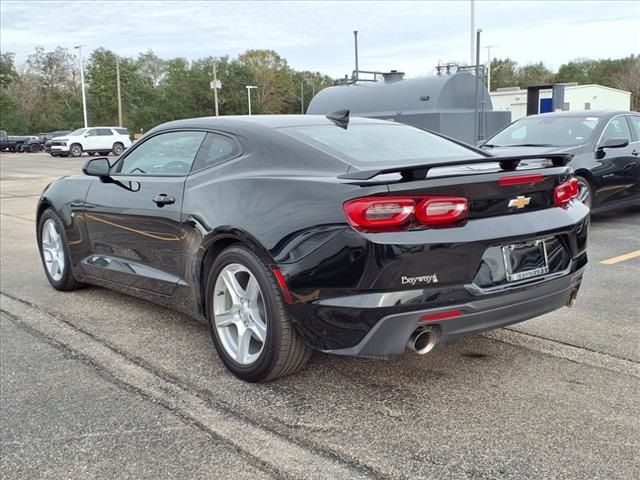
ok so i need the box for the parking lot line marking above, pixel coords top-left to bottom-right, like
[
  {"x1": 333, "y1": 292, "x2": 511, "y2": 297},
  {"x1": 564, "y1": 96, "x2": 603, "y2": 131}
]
[{"x1": 600, "y1": 250, "x2": 640, "y2": 265}]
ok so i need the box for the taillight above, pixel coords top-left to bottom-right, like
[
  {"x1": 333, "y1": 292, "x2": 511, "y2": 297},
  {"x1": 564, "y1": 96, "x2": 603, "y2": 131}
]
[
  {"x1": 415, "y1": 197, "x2": 468, "y2": 226},
  {"x1": 343, "y1": 197, "x2": 415, "y2": 230},
  {"x1": 343, "y1": 196, "x2": 468, "y2": 231},
  {"x1": 554, "y1": 178, "x2": 579, "y2": 206}
]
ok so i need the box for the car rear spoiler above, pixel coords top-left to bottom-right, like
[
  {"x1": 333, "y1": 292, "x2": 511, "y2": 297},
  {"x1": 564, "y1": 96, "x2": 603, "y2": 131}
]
[{"x1": 337, "y1": 153, "x2": 574, "y2": 182}]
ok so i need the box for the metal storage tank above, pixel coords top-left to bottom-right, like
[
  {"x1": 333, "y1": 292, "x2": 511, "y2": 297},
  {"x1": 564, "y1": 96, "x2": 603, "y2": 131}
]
[{"x1": 307, "y1": 72, "x2": 510, "y2": 144}]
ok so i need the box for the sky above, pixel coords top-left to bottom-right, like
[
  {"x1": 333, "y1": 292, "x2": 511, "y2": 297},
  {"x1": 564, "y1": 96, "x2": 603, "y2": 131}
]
[{"x1": 1, "y1": 0, "x2": 639, "y2": 78}]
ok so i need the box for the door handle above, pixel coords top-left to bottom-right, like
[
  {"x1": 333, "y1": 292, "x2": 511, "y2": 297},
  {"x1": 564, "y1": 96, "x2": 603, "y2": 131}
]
[
  {"x1": 152, "y1": 194, "x2": 175, "y2": 207},
  {"x1": 632, "y1": 149, "x2": 639, "y2": 156}
]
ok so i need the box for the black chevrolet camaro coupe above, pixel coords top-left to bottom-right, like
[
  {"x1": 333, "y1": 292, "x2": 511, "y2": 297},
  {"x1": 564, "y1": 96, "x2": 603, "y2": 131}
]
[
  {"x1": 481, "y1": 110, "x2": 640, "y2": 211},
  {"x1": 37, "y1": 114, "x2": 589, "y2": 381}
]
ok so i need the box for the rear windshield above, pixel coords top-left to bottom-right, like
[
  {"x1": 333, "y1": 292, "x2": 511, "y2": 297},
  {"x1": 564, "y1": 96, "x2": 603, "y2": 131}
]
[
  {"x1": 282, "y1": 123, "x2": 481, "y2": 166},
  {"x1": 115, "y1": 128, "x2": 130, "y2": 135}
]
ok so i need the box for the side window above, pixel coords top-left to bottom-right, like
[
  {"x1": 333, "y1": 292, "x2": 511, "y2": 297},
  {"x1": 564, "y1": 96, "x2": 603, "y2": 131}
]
[
  {"x1": 118, "y1": 131, "x2": 206, "y2": 176},
  {"x1": 600, "y1": 117, "x2": 632, "y2": 144},
  {"x1": 97, "y1": 128, "x2": 113, "y2": 136},
  {"x1": 86, "y1": 129, "x2": 98, "y2": 137},
  {"x1": 627, "y1": 116, "x2": 640, "y2": 142},
  {"x1": 191, "y1": 133, "x2": 240, "y2": 171}
]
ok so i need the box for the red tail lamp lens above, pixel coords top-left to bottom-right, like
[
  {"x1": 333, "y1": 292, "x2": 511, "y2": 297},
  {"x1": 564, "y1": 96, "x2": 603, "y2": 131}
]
[
  {"x1": 343, "y1": 197, "x2": 415, "y2": 230},
  {"x1": 499, "y1": 174, "x2": 545, "y2": 186},
  {"x1": 554, "y1": 178, "x2": 579, "y2": 206},
  {"x1": 344, "y1": 196, "x2": 468, "y2": 231},
  {"x1": 415, "y1": 197, "x2": 468, "y2": 226},
  {"x1": 420, "y1": 310, "x2": 463, "y2": 322},
  {"x1": 273, "y1": 268, "x2": 293, "y2": 304}
]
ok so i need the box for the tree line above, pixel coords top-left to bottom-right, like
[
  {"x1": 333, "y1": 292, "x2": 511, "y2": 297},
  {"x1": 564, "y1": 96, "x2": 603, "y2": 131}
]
[
  {"x1": 1, "y1": 46, "x2": 638, "y2": 135},
  {"x1": 489, "y1": 55, "x2": 639, "y2": 110},
  {"x1": 0, "y1": 47, "x2": 333, "y2": 134}
]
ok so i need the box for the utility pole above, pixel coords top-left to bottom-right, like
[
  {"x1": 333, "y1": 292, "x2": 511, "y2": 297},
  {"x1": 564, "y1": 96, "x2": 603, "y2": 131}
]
[
  {"x1": 469, "y1": 0, "x2": 475, "y2": 66},
  {"x1": 116, "y1": 55, "x2": 123, "y2": 127},
  {"x1": 300, "y1": 82, "x2": 304, "y2": 114},
  {"x1": 485, "y1": 45, "x2": 498, "y2": 92},
  {"x1": 212, "y1": 59, "x2": 219, "y2": 116},
  {"x1": 74, "y1": 45, "x2": 88, "y2": 128}
]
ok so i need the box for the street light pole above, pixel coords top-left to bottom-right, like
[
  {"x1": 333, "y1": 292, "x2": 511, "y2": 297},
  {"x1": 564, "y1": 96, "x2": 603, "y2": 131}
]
[
  {"x1": 74, "y1": 45, "x2": 88, "y2": 128},
  {"x1": 246, "y1": 85, "x2": 257, "y2": 115},
  {"x1": 485, "y1": 45, "x2": 498, "y2": 92}
]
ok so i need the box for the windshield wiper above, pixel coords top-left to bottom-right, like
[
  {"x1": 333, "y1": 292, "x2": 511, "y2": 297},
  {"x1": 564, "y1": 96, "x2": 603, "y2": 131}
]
[
  {"x1": 482, "y1": 144, "x2": 496, "y2": 148},
  {"x1": 503, "y1": 143, "x2": 557, "y2": 147}
]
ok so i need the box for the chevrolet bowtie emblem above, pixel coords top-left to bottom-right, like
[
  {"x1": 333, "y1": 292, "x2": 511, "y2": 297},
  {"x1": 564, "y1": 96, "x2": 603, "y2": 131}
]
[{"x1": 508, "y1": 195, "x2": 531, "y2": 209}]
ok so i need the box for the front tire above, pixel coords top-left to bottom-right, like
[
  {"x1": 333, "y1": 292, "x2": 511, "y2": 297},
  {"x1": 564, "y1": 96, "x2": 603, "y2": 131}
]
[
  {"x1": 206, "y1": 246, "x2": 311, "y2": 382},
  {"x1": 29, "y1": 143, "x2": 40, "y2": 153},
  {"x1": 69, "y1": 143, "x2": 83, "y2": 157},
  {"x1": 37, "y1": 210, "x2": 84, "y2": 291},
  {"x1": 112, "y1": 142, "x2": 124, "y2": 155}
]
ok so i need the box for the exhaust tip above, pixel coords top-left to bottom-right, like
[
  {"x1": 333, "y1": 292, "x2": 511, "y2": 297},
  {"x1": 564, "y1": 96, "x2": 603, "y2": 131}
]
[{"x1": 408, "y1": 328, "x2": 438, "y2": 355}]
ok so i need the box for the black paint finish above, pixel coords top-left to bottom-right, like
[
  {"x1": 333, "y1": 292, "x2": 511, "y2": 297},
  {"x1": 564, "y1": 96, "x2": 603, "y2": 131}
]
[
  {"x1": 37, "y1": 115, "x2": 590, "y2": 355},
  {"x1": 481, "y1": 110, "x2": 640, "y2": 212}
]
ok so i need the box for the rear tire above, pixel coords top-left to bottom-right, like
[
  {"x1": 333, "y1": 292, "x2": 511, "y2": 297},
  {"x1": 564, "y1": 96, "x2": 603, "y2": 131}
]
[
  {"x1": 37, "y1": 209, "x2": 84, "y2": 291},
  {"x1": 575, "y1": 175, "x2": 594, "y2": 210},
  {"x1": 69, "y1": 143, "x2": 82, "y2": 157},
  {"x1": 206, "y1": 245, "x2": 311, "y2": 382}
]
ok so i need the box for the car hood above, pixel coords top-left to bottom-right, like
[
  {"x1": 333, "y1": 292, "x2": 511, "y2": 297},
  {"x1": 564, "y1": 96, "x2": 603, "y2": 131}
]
[{"x1": 481, "y1": 145, "x2": 584, "y2": 157}]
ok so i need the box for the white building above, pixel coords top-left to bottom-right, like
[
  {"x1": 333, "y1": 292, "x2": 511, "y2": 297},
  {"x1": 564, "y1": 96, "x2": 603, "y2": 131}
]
[{"x1": 490, "y1": 84, "x2": 631, "y2": 121}]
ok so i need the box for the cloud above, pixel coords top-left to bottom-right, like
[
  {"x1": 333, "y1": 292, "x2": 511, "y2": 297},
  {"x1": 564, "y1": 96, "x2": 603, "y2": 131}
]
[{"x1": 1, "y1": 0, "x2": 638, "y2": 77}]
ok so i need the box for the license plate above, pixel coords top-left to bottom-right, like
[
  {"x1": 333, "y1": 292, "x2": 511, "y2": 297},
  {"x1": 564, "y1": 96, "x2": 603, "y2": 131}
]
[{"x1": 502, "y1": 239, "x2": 549, "y2": 282}]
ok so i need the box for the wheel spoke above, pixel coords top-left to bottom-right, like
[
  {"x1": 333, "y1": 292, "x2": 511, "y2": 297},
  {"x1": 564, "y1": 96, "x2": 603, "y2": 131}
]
[
  {"x1": 50, "y1": 258, "x2": 59, "y2": 276},
  {"x1": 250, "y1": 319, "x2": 267, "y2": 343},
  {"x1": 47, "y1": 221, "x2": 57, "y2": 241},
  {"x1": 215, "y1": 310, "x2": 237, "y2": 328},
  {"x1": 244, "y1": 276, "x2": 260, "y2": 306},
  {"x1": 222, "y1": 268, "x2": 244, "y2": 304},
  {"x1": 236, "y1": 325, "x2": 252, "y2": 364}
]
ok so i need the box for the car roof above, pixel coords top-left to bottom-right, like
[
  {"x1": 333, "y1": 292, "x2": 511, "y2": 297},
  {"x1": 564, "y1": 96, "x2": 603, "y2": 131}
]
[{"x1": 151, "y1": 114, "x2": 391, "y2": 133}]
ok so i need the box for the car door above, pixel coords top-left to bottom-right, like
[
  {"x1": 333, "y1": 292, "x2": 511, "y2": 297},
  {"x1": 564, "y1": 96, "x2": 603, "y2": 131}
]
[
  {"x1": 83, "y1": 130, "x2": 207, "y2": 294},
  {"x1": 592, "y1": 115, "x2": 639, "y2": 207},
  {"x1": 95, "y1": 128, "x2": 115, "y2": 150},
  {"x1": 82, "y1": 128, "x2": 100, "y2": 151}
]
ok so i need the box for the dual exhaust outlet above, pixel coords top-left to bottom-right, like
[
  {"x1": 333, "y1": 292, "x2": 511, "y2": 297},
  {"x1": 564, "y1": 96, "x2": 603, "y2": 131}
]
[{"x1": 407, "y1": 327, "x2": 438, "y2": 355}]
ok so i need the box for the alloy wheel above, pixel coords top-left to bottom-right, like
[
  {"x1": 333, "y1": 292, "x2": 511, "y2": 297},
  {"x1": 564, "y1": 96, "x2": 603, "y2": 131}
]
[
  {"x1": 576, "y1": 178, "x2": 592, "y2": 209},
  {"x1": 213, "y1": 263, "x2": 268, "y2": 365},
  {"x1": 41, "y1": 219, "x2": 65, "y2": 281},
  {"x1": 70, "y1": 145, "x2": 82, "y2": 157}
]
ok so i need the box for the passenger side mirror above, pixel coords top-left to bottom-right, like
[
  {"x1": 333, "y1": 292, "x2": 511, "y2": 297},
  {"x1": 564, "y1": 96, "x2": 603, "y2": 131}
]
[
  {"x1": 599, "y1": 138, "x2": 629, "y2": 150},
  {"x1": 82, "y1": 157, "x2": 111, "y2": 177},
  {"x1": 595, "y1": 138, "x2": 629, "y2": 159}
]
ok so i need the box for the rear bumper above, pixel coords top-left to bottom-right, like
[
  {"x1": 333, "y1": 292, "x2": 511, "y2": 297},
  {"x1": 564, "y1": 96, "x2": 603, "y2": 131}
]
[{"x1": 322, "y1": 266, "x2": 585, "y2": 357}]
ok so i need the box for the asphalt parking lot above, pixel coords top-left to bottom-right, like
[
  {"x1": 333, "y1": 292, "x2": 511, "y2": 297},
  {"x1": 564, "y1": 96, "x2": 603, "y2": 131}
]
[{"x1": 1, "y1": 151, "x2": 639, "y2": 479}]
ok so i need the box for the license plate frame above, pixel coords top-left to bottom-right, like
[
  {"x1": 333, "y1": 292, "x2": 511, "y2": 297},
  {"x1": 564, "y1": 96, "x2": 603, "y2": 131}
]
[{"x1": 501, "y1": 239, "x2": 549, "y2": 282}]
